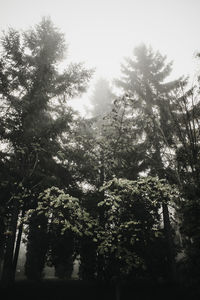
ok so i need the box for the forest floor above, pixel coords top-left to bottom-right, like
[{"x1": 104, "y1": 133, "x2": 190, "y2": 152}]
[{"x1": 0, "y1": 279, "x2": 199, "y2": 300}]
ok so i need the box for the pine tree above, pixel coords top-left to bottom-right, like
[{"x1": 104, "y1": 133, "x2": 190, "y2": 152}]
[
  {"x1": 0, "y1": 17, "x2": 92, "y2": 284},
  {"x1": 165, "y1": 83, "x2": 200, "y2": 283},
  {"x1": 115, "y1": 44, "x2": 184, "y2": 281},
  {"x1": 115, "y1": 43, "x2": 182, "y2": 171},
  {"x1": 89, "y1": 78, "x2": 114, "y2": 118}
]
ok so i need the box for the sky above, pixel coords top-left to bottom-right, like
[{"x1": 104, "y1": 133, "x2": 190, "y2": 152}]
[{"x1": 0, "y1": 0, "x2": 200, "y2": 113}]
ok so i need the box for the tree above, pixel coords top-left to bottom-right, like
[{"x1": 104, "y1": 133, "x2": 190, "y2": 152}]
[
  {"x1": 97, "y1": 176, "x2": 177, "y2": 298},
  {"x1": 25, "y1": 187, "x2": 96, "y2": 278},
  {"x1": 114, "y1": 44, "x2": 184, "y2": 281},
  {"x1": 89, "y1": 78, "x2": 114, "y2": 118},
  {"x1": 115, "y1": 44, "x2": 182, "y2": 172},
  {"x1": 101, "y1": 95, "x2": 150, "y2": 181},
  {"x1": 0, "y1": 17, "x2": 92, "y2": 284},
  {"x1": 24, "y1": 212, "x2": 48, "y2": 280},
  {"x1": 97, "y1": 177, "x2": 176, "y2": 278},
  {"x1": 159, "y1": 82, "x2": 200, "y2": 284}
]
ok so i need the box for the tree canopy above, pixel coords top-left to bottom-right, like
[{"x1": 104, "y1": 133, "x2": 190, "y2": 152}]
[{"x1": 0, "y1": 18, "x2": 200, "y2": 295}]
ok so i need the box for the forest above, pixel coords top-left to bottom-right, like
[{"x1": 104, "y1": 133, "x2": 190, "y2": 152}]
[{"x1": 0, "y1": 18, "x2": 200, "y2": 299}]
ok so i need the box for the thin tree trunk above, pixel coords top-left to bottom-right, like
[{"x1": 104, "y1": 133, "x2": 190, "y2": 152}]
[
  {"x1": 12, "y1": 208, "x2": 25, "y2": 280},
  {"x1": 162, "y1": 202, "x2": 176, "y2": 282},
  {"x1": 0, "y1": 258, "x2": 3, "y2": 279},
  {"x1": 97, "y1": 151, "x2": 105, "y2": 280},
  {"x1": 1, "y1": 200, "x2": 19, "y2": 285},
  {"x1": 153, "y1": 137, "x2": 177, "y2": 282},
  {"x1": 0, "y1": 220, "x2": 6, "y2": 279}
]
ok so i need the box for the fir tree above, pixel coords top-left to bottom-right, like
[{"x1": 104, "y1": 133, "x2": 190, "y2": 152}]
[
  {"x1": 0, "y1": 17, "x2": 92, "y2": 284},
  {"x1": 115, "y1": 44, "x2": 184, "y2": 281}
]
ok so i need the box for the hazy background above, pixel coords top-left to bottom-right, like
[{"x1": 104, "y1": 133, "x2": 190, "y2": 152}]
[{"x1": 0, "y1": 0, "x2": 199, "y2": 112}]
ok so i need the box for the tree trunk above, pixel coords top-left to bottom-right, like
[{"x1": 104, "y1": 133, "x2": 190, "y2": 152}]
[
  {"x1": 162, "y1": 202, "x2": 176, "y2": 282},
  {"x1": 0, "y1": 258, "x2": 3, "y2": 279},
  {"x1": 0, "y1": 218, "x2": 6, "y2": 279},
  {"x1": 1, "y1": 200, "x2": 19, "y2": 285},
  {"x1": 12, "y1": 208, "x2": 25, "y2": 279}
]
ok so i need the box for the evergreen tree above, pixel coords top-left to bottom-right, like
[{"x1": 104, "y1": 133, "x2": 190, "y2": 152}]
[
  {"x1": 114, "y1": 44, "x2": 184, "y2": 281},
  {"x1": 162, "y1": 83, "x2": 200, "y2": 284},
  {"x1": 0, "y1": 17, "x2": 92, "y2": 284},
  {"x1": 89, "y1": 78, "x2": 114, "y2": 118},
  {"x1": 115, "y1": 43, "x2": 182, "y2": 175}
]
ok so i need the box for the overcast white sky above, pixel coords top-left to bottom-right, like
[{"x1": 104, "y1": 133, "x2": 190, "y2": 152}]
[{"x1": 0, "y1": 0, "x2": 200, "y2": 113}]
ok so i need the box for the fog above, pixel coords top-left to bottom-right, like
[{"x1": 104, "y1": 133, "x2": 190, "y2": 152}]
[
  {"x1": 0, "y1": 1, "x2": 200, "y2": 299},
  {"x1": 0, "y1": 0, "x2": 200, "y2": 116}
]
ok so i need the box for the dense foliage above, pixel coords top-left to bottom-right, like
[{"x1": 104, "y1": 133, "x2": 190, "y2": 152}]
[
  {"x1": 97, "y1": 177, "x2": 177, "y2": 281},
  {"x1": 0, "y1": 19, "x2": 200, "y2": 292}
]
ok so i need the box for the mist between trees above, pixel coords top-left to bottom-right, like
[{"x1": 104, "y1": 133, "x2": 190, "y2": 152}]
[{"x1": 0, "y1": 17, "x2": 200, "y2": 299}]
